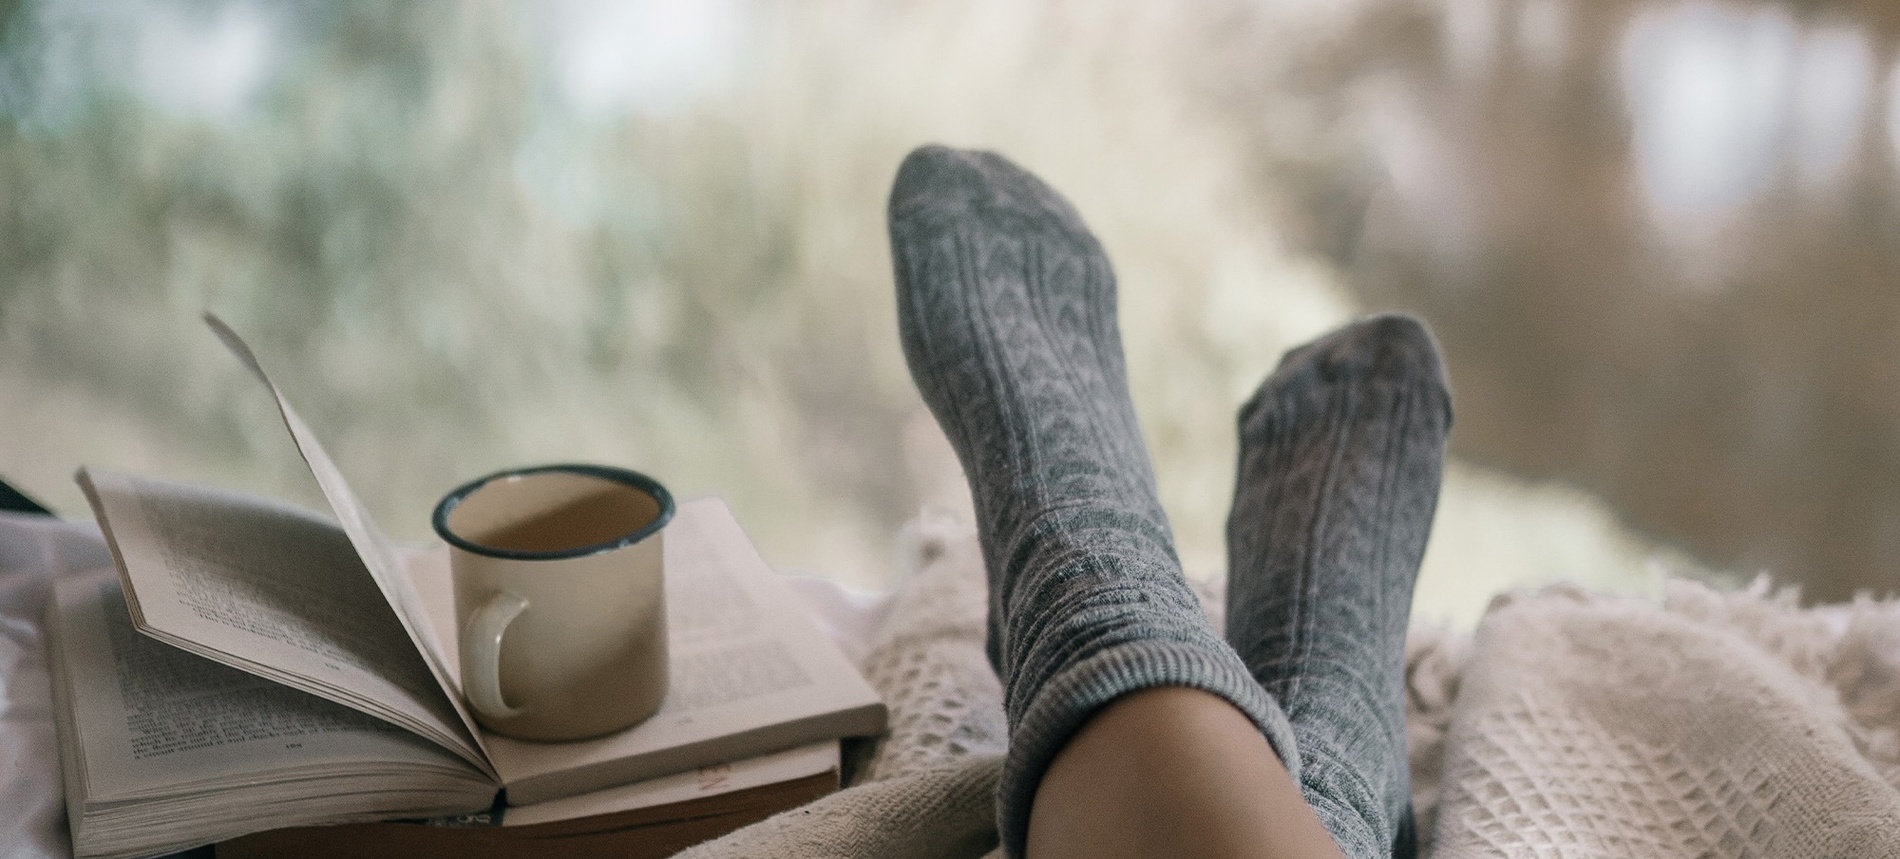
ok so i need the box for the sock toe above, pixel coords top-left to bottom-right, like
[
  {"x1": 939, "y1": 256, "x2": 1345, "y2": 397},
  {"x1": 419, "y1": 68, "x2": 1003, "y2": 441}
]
[
  {"x1": 1245, "y1": 313, "x2": 1453, "y2": 430},
  {"x1": 1269, "y1": 311, "x2": 1444, "y2": 399},
  {"x1": 889, "y1": 145, "x2": 1097, "y2": 247}
]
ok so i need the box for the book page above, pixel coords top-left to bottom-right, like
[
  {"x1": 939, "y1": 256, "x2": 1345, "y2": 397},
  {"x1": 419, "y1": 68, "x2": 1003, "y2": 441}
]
[
  {"x1": 204, "y1": 313, "x2": 489, "y2": 761},
  {"x1": 473, "y1": 497, "x2": 888, "y2": 804},
  {"x1": 79, "y1": 468, "x2": 487, "y2": 772},
  {"x1": 47, "y1": 569, "x2": 492, "y2": 802},
  {"x1": 500, "y1": 741, "x2": 838, "y2": 827}
]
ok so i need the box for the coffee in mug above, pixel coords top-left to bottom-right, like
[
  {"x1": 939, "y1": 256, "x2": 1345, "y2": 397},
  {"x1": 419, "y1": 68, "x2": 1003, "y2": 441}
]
[{"x1": 433, "y1": 464, "x2": 673, "y2": 742}]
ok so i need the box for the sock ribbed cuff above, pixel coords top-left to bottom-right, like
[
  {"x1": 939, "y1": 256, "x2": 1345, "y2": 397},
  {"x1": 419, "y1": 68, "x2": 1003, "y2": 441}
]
[{"x1": 994, "y1": 638, "x2": 1300, "y2": 858}]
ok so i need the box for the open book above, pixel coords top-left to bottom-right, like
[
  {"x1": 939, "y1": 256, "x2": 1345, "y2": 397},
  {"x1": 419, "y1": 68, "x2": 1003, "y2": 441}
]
[
  {"x1": 46, "y1": 317, "x2": 887, "y2": 859},
  {"x1": 215, "y1": 741, "x2": 842, "y2": 859}
]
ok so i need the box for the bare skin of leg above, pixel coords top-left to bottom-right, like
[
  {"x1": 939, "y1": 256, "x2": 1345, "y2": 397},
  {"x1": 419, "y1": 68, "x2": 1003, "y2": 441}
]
[{"x1": 1026, "y1": 686, "x2": 1347, "y2": 859}]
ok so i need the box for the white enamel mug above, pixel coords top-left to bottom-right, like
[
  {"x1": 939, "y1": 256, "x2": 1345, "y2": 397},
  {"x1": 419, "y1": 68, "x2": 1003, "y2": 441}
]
[{"x1": 433, "y1": 464, "x2": 673, "y2": 742}]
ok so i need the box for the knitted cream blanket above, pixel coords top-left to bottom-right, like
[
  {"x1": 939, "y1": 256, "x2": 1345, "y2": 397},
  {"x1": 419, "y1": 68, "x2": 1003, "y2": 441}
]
[
  {"x1": 679, "y1": 516, "x2": 1900, "y2": 858},
  {"x1": 1419, "y1": 582, "x2": 1900, "y2": 857}
]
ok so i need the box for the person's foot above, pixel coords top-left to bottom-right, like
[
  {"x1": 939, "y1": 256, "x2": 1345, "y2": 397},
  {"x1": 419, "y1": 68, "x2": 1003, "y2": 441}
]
[
  {"x1": 890, "y1": 144, "x2": 1298, "y2": 857},
  {"x1": 1225, "y1": 314, "x2": 1452, "y2": 858}
]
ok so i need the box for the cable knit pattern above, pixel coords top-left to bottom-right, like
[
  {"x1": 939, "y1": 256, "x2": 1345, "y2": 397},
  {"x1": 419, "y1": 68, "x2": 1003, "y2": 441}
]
[
  {"x1": 1225, "y1": 314, "x2": 1452, "y2": 858},
  {"x1": 888, "y1": 144, "x2": 1296, "y2": 857}
]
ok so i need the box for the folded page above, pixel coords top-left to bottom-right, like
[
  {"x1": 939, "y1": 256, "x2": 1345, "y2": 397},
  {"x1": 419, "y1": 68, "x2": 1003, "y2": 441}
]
[
  {"x1": 80, "y1": 469, "x2": 486, "y2": 771},
  {"x1": 47, "y1": 570, "x2": 494, "y2": 844},
  {"x1": 204, "y1": 313, "x2": 490, "y2": 769}
]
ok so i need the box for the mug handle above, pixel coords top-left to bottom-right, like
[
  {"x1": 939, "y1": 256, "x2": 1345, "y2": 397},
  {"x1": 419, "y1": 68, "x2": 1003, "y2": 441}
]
[{"x1": 462, "y1": 591, "x2": 530, "y2": 721}]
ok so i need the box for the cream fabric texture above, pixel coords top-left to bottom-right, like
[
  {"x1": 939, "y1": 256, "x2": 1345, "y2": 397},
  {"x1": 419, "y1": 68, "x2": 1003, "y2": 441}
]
[
  {"x1": 9, "y1": 512, "x2": 1900, "y2": 857},
  {"x1": 1428, "y1": 582, "x2": 1900, "y2": 858},
  {"x1": 674, "y1": 512, "x2": 1010, "y2": 859},
  {"x1": 681, "y1": 514, "x2": 1900, "y2": 859}
]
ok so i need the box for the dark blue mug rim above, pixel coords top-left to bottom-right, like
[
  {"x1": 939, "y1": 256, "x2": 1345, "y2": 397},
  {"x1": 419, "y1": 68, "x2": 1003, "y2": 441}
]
[{"x1": 432, "y1": 464, "x2": 675, "y2": 561}]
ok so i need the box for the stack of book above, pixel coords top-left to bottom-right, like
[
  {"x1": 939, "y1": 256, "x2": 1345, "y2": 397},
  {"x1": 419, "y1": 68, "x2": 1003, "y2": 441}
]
[{"x1": 42, "y1": 318, "x2": 888, "y2": 859}]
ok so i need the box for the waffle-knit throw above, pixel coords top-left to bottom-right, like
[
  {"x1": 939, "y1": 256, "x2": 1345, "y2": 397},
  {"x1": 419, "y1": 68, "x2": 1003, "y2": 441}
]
[
  {"x1": 675, "y1": 516, "x2": 1900, "y2": 858},
  {"x1": 1427, "y1": 582, "x2": 1900, "y2": 857}
]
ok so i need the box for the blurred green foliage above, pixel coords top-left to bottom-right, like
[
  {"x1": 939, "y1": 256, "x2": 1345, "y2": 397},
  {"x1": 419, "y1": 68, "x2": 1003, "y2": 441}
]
[{"x1": 0, "y1": 0, "x2": 1692, "y2": 616}]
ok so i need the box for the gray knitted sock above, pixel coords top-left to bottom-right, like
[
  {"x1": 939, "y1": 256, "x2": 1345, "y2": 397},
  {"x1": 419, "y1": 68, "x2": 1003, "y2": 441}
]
[
  {"x1": 1225, "y1": 315, "x2": 1452, "y2": 859},
  {"x1": 889, "y1": 145, "x2": 1300, "y2": 858}
]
